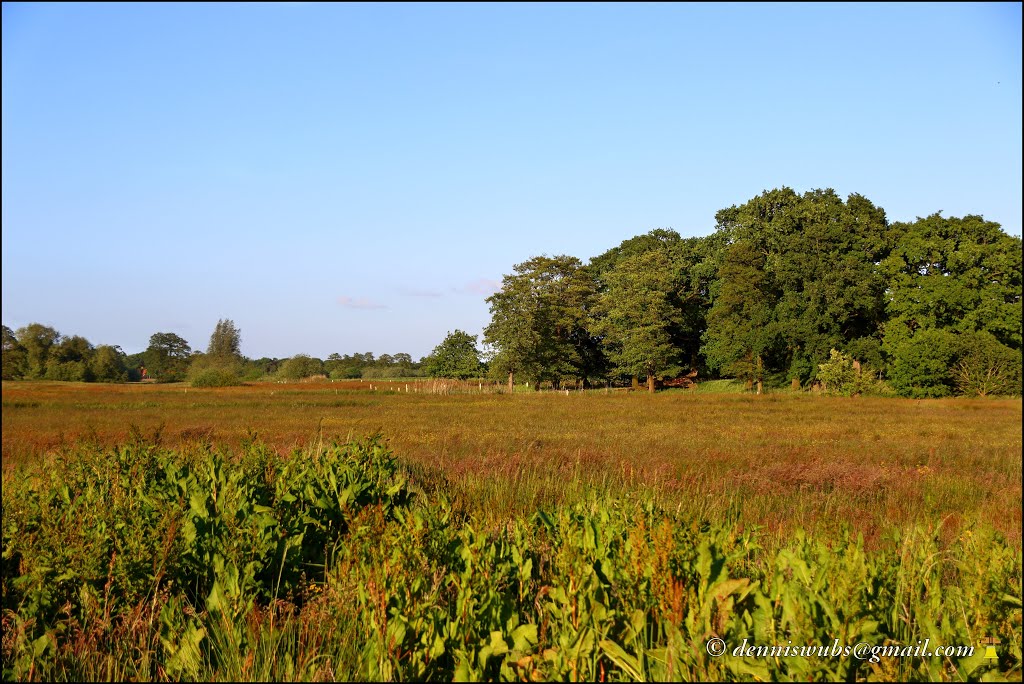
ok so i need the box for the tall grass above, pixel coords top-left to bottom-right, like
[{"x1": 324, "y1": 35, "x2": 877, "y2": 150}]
[
  {"x1": 2, "y1": 437, "x2": 1020, "y2": 681},
  {"x1": 3, "y1": 382, "x2": 1019, "y2": 547}
]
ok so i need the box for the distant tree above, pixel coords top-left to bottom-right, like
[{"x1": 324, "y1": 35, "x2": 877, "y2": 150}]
[
  {"x1": 484, "y1": 255, "x2": 598, "y2": 390},
  {"x1": 15, "y1": 323, "x2": 61, "y2": 379},
  {"x1": 242, "y1": 357, "x2": 281, "y2": 380},
  {"x1": 589, "y1": 228, "x2": 683, "y2": 284},
  {"x1": 951, "y1": 331, "x2": 1021, "y2": 397},
  {"x1": 2, "y1": 325, "x2": 28, "y2": 380},
  {"x1": 193, "y1": 319, "x2": 242, "y2": 383},
  {"x1": 703, "y1": 241, "x2": 780, "y2": 394},
  {"x1": 46, "y1": 335, "x2": 95, "y2": 382},
  {"x1": 881, "y1": 213, "x2": 1022, "y2": 354},
  {"x1": 207, "y1": 319, "x2": 242, "y2": 362},
  {"x1": 123, "y1": 352, "x2": 146, "y2": 381},
  {"x1": 589, "y1": 229, "x2": 727, "y2": 382},
  {"x1": 278, "y1": 354, "x2": 325, "y2": 380},
  {"x1": 190, "y1": 367, "x2": 242, "y2": 388},
  {"x1": 425, "y1": 330, "x2": 483, "y2": 379},
  {"x1": 594, "y1": 251, "x2": 683, "y2": 392},
  {"x1": 888, "y1": 328, "x2": 960, "y2": 398},
  {"x1": 711, "y1": 188, "x2": 891, "y2": 385},
  {"x1": 91, "y1": 345, "x2": 128, "y2": 383},
  {"x1": 330, "y1": 365, "x2": 363, "y2": 380},
  {"x1": 144, "y1": 332, "x2": 192, "y2": 382}
]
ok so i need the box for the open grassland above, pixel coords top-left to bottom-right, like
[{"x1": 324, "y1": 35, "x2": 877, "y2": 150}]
[
  {"x1": 2, "y1": 381, "x2": 1021, "y2": 681},
  {"x1": 2, "y1": 381, "x2": 1021, "y2": 548}
]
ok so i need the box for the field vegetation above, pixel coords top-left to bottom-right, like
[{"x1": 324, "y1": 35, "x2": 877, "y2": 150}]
[{"x1": 3, "y1": 381, "x2": 1021, "y2": 680}]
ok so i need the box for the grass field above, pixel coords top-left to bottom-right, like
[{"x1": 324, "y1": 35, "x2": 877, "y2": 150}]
[
  {"x1": 2, "y1": 380, "x2": 1021, "y2": 546},
  {"x1": 2, "y1": 380, "x2": 1021, "y2": 680}
]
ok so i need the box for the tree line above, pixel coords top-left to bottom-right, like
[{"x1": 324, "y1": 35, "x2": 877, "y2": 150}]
[
  {"x1": 479, "y1": 187, "x2": 1021, "y2": 397},
  {"x1": 0, "y1": 319, "x2": 434, "y2": 386},
  {"x1": 3, "y1": 187, "x2": 1021, "y2": 397}
]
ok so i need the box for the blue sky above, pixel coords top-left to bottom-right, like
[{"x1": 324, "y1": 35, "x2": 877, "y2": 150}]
[{"x1": 3, "y1": 2, "x2": 1021, "y2": 359}]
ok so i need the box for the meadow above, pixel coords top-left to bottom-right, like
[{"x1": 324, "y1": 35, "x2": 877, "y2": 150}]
[{"x1": 2, "y1": 380, "x2": 1021, "y2": 680}]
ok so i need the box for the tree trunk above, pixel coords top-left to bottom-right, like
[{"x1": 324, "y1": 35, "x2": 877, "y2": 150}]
[
  {"x1": 533, "y1": 381, "x2": 540, "y2": 392},
  {"x1": 508, "y1": 371, "x2": 513, "y2": 393},
  {"x1": 631, "y1": 375, "x2": 639, "y2": 390},
  {"x1": 755, "y1": 354, "x2": 763, "y2": 395},
  {"x1": 647, "y1": 373, "x2": 655, "y2": 393}
]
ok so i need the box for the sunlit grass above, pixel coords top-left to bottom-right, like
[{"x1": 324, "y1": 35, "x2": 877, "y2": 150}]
[{"x1": 2, "y1": 381, "x2": 1020, "y2": 549}]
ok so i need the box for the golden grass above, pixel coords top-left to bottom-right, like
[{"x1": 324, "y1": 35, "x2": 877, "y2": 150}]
[{"x1": 2, "y1": 380, "x2": 1020, "y2": 548}]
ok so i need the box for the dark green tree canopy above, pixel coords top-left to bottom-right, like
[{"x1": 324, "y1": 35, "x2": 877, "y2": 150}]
[
  {"x1": 881, "y1": 213, "x2": 1022, "y2": 353},
  {"x1": 702, "y1": 240, "x2": 781, "y2": 389},
  {"x1": 207, "y1": 319, "x2": 242, "y2": 361},
  {"x1": 594, "y1": 250, "x2": 683, "y2": 392},
  {"x1": 91, "y1": 345, "x2": 128, "y2": 383},
  {"x1": 705, "y1": 188, "x2": 892, "y2": 383},
  {"x1": 484, "y1": 255, "x2": 599, "y2": 388},
  {"x1": 15, "y1": 323, "x2": 61, "y2": 379},
  {"x1": 2, "y1": 325, "x2": 28, "y2": 380},
  {"x1": 424, "y1": 330, "x2": 483, "y2": 379},
  {"x1": 278, "y1": 354, "x2": 325, "y2": 380},
  {"x1": 145, "y1": 332, "x2": 192, "y2": 381}
]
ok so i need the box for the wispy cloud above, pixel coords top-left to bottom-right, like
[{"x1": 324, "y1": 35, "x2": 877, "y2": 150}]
[
  {"x1": 400, "y1": 287, "x2": 444, "y2": 298},
  {"x1": 337, "y1": 295, "x2": 388, "y2": 310},
  {"x1": 457, "y1": 278, "x2": 501, "y2": 296}
]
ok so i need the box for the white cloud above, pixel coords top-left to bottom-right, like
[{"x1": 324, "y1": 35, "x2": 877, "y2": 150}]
[
  {"x1": 336, "y1": 295, "x2": 387, "y2": 310},
  {"x1": 400, "y1": 287, "x2": 444, "y2": 298},
  {"x1": 458, "y1": 278, "x2": 501, "y2": 296}
]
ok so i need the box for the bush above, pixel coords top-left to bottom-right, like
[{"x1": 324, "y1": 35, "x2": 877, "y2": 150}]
[
  {"x1": 44, "y1": 360, "x2": 92, "y2": 382},
  {"x1": 888, "y1": 329, "x2": 960, "y2": 398},
  {"x1": 953, "y1": 332, "x2": 1022, "y2": 397},
  {"x1": 190, "y1": 368, "x2": 241, "y2": 387},
  {"x1": 817, "y1": 349, "x2": 857, "y2": 394},
  {"x1": 277, "y1": 354, "x2": 324, "y2": 381},
  {"x1": 361, "y1": 366, "x2": 406, "y2": 379},
  {"x1": 816, "y1": 349, "x2": 894, "y2": 397}
]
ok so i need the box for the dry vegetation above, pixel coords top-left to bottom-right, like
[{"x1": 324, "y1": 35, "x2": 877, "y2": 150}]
[{"x1": 3, "y1": 380, "x2": 1020, "y2": 549}]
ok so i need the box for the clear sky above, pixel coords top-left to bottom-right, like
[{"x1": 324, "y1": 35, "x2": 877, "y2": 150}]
[{"x1": 3, "y1": 2, "x2": 1021, "y2": 360}]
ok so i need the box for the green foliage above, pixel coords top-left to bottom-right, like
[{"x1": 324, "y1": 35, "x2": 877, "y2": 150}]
[
  {"x1": 888, "y1": 329, "x2": 960, "y2": 398},
  {"x1": 594, "y1": 250, "x2": 683, "y2": 390},
  {"x1": 44, "y1": 360, "x2": 92, "y2": 382},
  {"x1": 882, "y1": 213, "x2": 1022, "y2": 354},
  {"x1": 703, "y1": 241, "x2": 780, "y2": 388},
  {"x1": 484, "y1": 255, "x2": 600, "y2": 388},
  {"x1": 2, "y1": 325, "x2": 28, "y2": 380},
  {"x1": 817, "y1": 349, "x2": 858, "y2": 394},
  {"x1": 90, "y1": 345, "x2": 128, "y2": 382},
  {"x1": 2, "y1": 438, "x2": 1019, "y2": 681},
  {"x1": 707, "y1": 188, "x2": 892, "y2": 383},
  {"x1": 815, "y1": 349, "x2": 893, "y2": 397},
  {"x1": 277, "y1": 354, "x2": 325, "y2": 380},
  {"x1": 14, "y1": 323, "x2": 61, "y2": 379},
  {"x1": 190, "y1": 368, "x2": 242, "y2": 387},
  {"x1": 206, "y1": 318, "x2": 242, "y2": 363},
  {"x1": 424, "y1": 330, "x2": 483, "y2": 379},
  {"x1": 144, "y1": 332, "x2": 192, "y2": 382},
  {"x1": 952, "y1": 331, "x2": 1022, "y2": 397}
]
